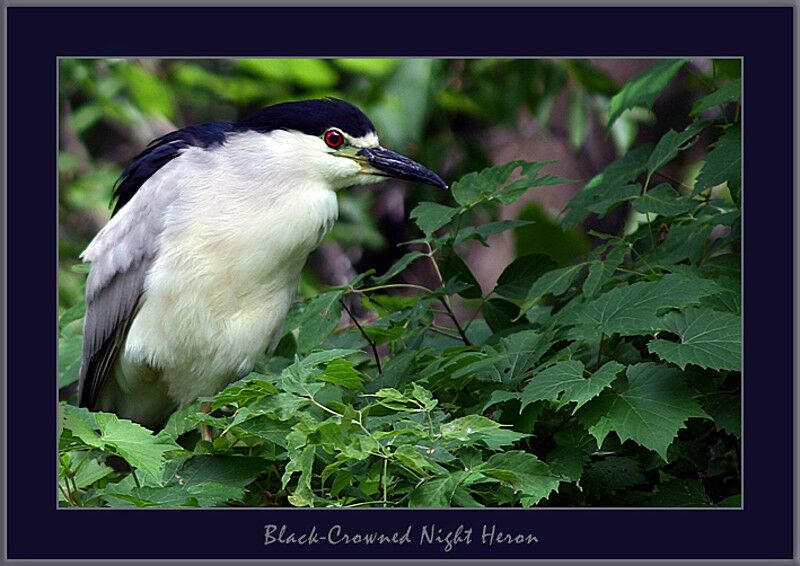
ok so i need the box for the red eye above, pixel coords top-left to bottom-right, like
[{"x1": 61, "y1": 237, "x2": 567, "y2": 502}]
[{"x1": 324, "y1": 129, "x2": 344, "y2": 148}]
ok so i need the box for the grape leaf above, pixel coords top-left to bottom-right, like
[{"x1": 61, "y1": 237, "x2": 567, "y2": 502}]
[
  {"x1": 410, "y1": 472, "x2": 471, "y2": 507},
  {"x1": 701, "y1": 392, "x2": 741, "y2": 438},
  {"x1": 296, "y1": 290, "x2": 344, "y2": 352},
  {"x1": 451, "y1": 160, "x2": 565, "y2": 208},
  {"x1": 58, "y1": 335, "x2": 83, "y2": 388},
  {"x1": 646, "y1": 120, "x2": 710, "y2": 178},
  {"x1": 477, "y1": 451, "x2": 562, "y2": 505},
  {"x1": 577, "y1": 363, "x2": 710, "y2": 460},
  {"x1": 59, "y1": 300, "x2": 86, "y2": 332},
  {"x1": 494, "y1": 253, "x2": 558, "y2": 299},
  {"x1": 521, "y1": 360, "x2": 624, "y2": 412},
  {"x1": 94, "y1": 413, "x2": 181, "y2": 483},
  {"x1": 632, "y1": 183, "x2": 695, "y2": 217},
  {"x1": 647, "y1": 307, "x2": 741, "y2": 371},
  {"x1": 370, "y1": 251, "x2": 425, "y2": 284},
  {"x1": 317, "y1": 358, "x2": 365, "y2": 391},
  {"x1": 583, "y1": 245, "x2": 627, "y2": 299},
  {"x1": 546, "y1": 424, "x2": 598, "y2": 482},
  {"x1": 607, "y1": 59, "x2": 688, "y2": 126},
  {"x1": 564, "y1": 272, "x2": 719, "y2": 339},
  {"x1": 410, "y1": 201, "x2": 459, "y2": 238},
  {"x1": 518, "y1": 262, "x2": 586, "y2": 313},
  {"x1": 561, "y1": 144, "x2": 650, "y2": 227},
  {"x1": 690, "y1": 78, "x2": 741, "y2": 116},
  {"x1": 692, "y1": 124, "x2": 741, "y2": 197},
  {"x1": 651, "y1": 224, "x2": 713, "y2": 266}
]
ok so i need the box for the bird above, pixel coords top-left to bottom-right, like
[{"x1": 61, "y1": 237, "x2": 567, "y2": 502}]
[{"x1": 77, "y1": 97, "x2": 447, "y2": 432}]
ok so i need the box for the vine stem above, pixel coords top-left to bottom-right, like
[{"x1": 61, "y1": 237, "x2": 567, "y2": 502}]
[
  {"x1": 425, "y1": 242, "x2": 472, "y2": 346},
  {"x1": 339, "y1": 298, "x2": 382, "y2": 374}
]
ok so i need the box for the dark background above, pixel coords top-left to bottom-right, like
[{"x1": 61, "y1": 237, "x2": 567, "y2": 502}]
[{"x1": 6, "y1": 5, "x2": 793, "y2": 561}]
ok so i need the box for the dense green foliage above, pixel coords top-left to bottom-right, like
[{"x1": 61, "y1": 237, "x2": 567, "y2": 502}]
[{"x1": 59, "y1": 58, "x2": 740, "y2": 507}]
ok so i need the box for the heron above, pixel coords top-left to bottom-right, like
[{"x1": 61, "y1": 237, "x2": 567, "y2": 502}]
[{"x1": 77, "y1": 97, "x2": 447, "y2": 433}]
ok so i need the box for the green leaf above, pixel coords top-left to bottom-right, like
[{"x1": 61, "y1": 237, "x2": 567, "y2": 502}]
[
  {"x1": 410, "y1": 202, "x2": 459, "y2": 238},
  {"x1": 440, "y1": 414, "x2": 501, "y2": 441},
  {"x1": 692, "y1": 124, "x2": 741, "y2": 197},
  {"x1": 646, "y1": 120, "x2": 710, "y2": 179},
  {"x1": 561, "y1": 144, "x2": 651, "y2": 227},
  {"x1": 568, "y1": 90, "x2": 588, "y2": 149},
  {"x1": 409, "y1": 472, "x2": 470, "y2": 507},
  {"x1": 470, "y1": 329, "x2": 554, "y2": 386},
  {"x1": 439, "y1": 248, "x2": 482, "y2": 299},
  {"x1": 494, "y1": 253, "x2": 558, "y2": 300},
  {"x1": 95, "y1": 413, "x2": 181, "y2": 482},
  {"x1": 296, "y1": 290, "x2": 344, "y2": 352},
  {"x1": 317, "y1": 358, "x2": 365, "y2": 391},
  {"x1": 563, "y1": 59, "x2": 618, "y2": 96},
  {"x1": 607, "y1": 59, "x2": 688, "y2": 126},
  {"x1": 282, "y1": 444, "x2": 316, "y2": 507},
  {"x1": 652, "y1": 223, "x2": 713, "y2": 266},
  {"x1": 334, "y1": 58, "x2": 398, "y2": 77},
  {"x1": 451, "y1": 160, "x2": 565, "y2": 208},
  {"x1": 518, "y1": 263, "x2": 585, "y2": 313},
  {"x1": 61, "y1": 404, "x2": 103, "y2": 448},
  {"x1": 647, "y1": 307, "x2": 741, "y2": 371},
  {"x1": 392, "y1": 445, "x2": 435, "y2": 475},
  {"x1": 583, "y1": 246, "x2": 627, "y2": 299},
  {"x1": 701, "y1": 392, "x2": 740, "y2": 438},
  {"x1": 60, "y1": 451, "x2": 114, "y2": 489},
  {"x1": 477, "y1": 451, "x2": 561, "y2": 505},
  {"x1": 563, "y1": 272, "x2": 719, "y2": 338},
  {"x1": 173, "y1": 455, "x2": 266, "y2": 489},
  {"x1": 690, "y1": 78, "x2": 741, "y2": 116},
  {"x1": 101, "y1": 485, "x2": 192, "y2": 507},
  {"x1": 187, "y1": 481, "x2": 247, "y2": 506},
  {"x1": 481, "y1": 298, "x2": 521, "y2": 333},
  {"x1": 646, "y1": 478, "x2": 711, "y2": 506},
  {"x1": 370, "y1": 251, "x2": 425, "y2": 285},
  {"x1": 59, "y1": 300, "x2": 86, "y2": 332},
  {"x1": 577, "y1": 363, "x2": 710, "y2": 460},
  {"x1": 631, "y1": 183, "x2": 695, "y2": 217},
  {"x1": 546, "y1": 424, "x2": 598, "y2": 482},
  {"x1": 116, "y1": 64, "x2": 176, "y2": 119},
  {"x1": 454, "y1": 219, "x2": 533, "y2": 245},
  {"x1": 58, "y1": 335, "x2": 83, "y2": 389},
  {"x1": 521, "y1": 360, "x2": 624, "y2": 412}
]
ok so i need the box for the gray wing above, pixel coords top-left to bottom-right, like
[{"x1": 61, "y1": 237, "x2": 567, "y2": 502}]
[{"x1": 77, "y1": 171, "x2": 178, "y2": 410}]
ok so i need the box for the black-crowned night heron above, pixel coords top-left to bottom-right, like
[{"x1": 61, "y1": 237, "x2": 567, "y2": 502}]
[{"x1": 77, "y1": 97, "x2": 447, "y2": 431}]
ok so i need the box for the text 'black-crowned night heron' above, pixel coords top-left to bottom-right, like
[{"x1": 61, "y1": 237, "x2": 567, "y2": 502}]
[{"x1": 77, "y1": 97, "x2": 447, "y2": 431}]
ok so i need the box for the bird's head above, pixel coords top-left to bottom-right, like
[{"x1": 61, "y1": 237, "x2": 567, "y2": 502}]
[{"x1": 234, "y1": 98, "x2": 447, "y2": 191}]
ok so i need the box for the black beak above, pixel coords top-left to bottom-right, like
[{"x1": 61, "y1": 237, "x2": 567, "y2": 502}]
[{"x1": 357, "y1": 146, "x2": 448, "y2": 189}]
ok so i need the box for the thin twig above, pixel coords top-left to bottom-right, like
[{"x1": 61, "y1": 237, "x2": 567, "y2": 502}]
[
  {"x1": 427, "y1": 325, "x2": 464, "y2": 341},
  {"x1": 425, "y1": 243, "x2": 472, "y2": 346},
  {"x1": 339, "y1": 298, "x2": 382, "y2": 374}
]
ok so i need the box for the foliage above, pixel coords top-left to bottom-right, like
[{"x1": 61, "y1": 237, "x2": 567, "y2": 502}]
[{"x1": 58, "y1": 58, "x2": 740, "y2": 508}]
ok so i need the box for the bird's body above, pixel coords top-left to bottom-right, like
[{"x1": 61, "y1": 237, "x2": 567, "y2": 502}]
[{"x1": 78, "y1": 98, "x2": 446, "y2": 429}]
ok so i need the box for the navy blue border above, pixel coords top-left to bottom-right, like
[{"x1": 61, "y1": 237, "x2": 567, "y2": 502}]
[{"x1": 7, "y1": 6, "x2": 792, "y2": 561}]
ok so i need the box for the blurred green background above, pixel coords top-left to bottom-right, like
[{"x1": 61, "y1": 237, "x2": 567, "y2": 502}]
[{"x1": 59, "y1": 58, "x2": 720, "y2": 314}]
